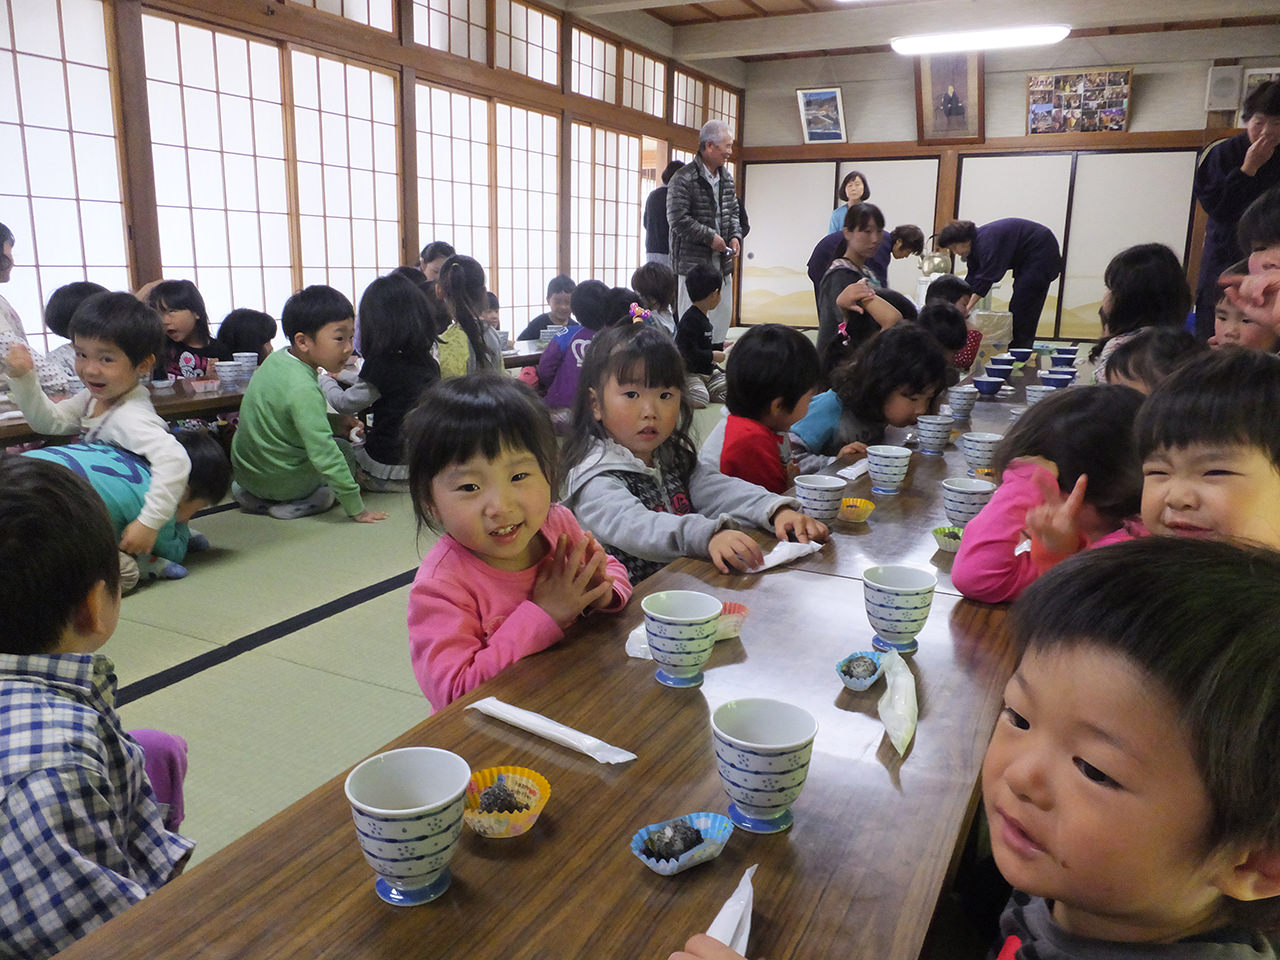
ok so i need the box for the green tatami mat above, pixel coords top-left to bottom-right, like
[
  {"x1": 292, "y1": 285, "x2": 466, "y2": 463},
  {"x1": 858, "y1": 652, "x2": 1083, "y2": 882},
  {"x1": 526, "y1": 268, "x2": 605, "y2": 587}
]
[
  {"x1": 116, "y1": 649, "x2": 429, "y2": 869},
  {"x1": 100, "y1": 619, "x2": 221, "y2": 691}
]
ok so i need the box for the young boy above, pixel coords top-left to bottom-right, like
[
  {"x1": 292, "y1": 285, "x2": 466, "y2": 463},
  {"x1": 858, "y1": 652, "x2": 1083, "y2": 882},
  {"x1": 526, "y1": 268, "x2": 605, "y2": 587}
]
[
  {"x1": 230, "y1": 285, "x2": 386, "y2": 522},
  {"x1": 925, "y1": 274, "x2": 983, "y2": 369},
  {"x1": 1136, "y1": 347, "x2": 1280, "y2": 550},
  {"x1": 42, "y1": 281, "x2": 108, "y2": 382},
  {"x1": 914, "y1": 301, "x2": 969, "y2": 380},
  {"x1": 699, "y1": 324, "x2": 820, "y2": 494},
  {"x1": 676, "y1": 263, "x2": 727, "y2": 403},
  {"x1": 538, "y1": 279, "x2": 610, "y2": 420},
  {"x1": 25, "y1": 430, "x2": 231, "y2": 589},
  {"x1": 0, "y1": 455, "x2": 193, "y2": 959},
  {"x1": 3, "y1": 291, "x2": 190, "y2": 558},
  {"x1": 673, "y1": 537, "x2": 1280, "y2": 960},
  {"x1": 517, "y1": 274, "x2": 577, "y2": 342},
  {"x1": 1211, "y1": 282, "x2": 1279, "y2": 352}
]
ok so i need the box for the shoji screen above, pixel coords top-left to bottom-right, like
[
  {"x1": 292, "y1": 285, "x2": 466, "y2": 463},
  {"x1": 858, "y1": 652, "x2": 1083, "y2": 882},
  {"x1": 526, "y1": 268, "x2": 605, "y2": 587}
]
[
  {"x1": 493, "y1": 102, "x2": 557, "y2": 330},
  {"x1": 415, "y1": 83, "x2": 490, "y2": 277}
]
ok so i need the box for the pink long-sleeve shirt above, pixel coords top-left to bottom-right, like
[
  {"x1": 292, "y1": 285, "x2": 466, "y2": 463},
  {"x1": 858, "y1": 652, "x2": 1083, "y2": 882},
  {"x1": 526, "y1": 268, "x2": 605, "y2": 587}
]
[
  {"x1": 408, "y1": 503, "x2": 632, "y2": 710},
  {"x1": 951, "y1": 461, "x2": 1140, "y2": 604}
]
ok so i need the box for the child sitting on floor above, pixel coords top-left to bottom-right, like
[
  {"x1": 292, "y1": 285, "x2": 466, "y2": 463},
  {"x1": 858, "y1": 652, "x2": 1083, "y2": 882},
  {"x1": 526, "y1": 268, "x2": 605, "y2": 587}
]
[
  {"x1": 672, "y1": 536, "x2": 1280, "y2": 960},
  {"x1": 230, "y1": 285, "x2": 386, "y2": 523},
  {"x1": 699, "y1": 324, "x2": 821, "y2": 494},
  {"x1": 214, "y1": 307, "x2": 277, "y2": 364},
  {"x1": 402, "y1": 373, "x2": 632, "y2": 710},
  {"x1": 4, "y1": 292, "x2": 191, "y2": 558},
  {"x1": 675, "y1": 263, "x2": 727, "y2": 404},
  {"x1": 0, "y1": 455, "x2": 193, "y2": 960},
  {"x1": 537, "y1": 279, "x2": 612, "y2": 428}
]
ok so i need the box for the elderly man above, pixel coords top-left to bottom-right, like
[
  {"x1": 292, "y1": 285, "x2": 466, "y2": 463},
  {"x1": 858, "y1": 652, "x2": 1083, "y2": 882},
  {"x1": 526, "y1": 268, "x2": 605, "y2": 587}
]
[{"x1": 667, "y1": 120, "x2": 742, "y2": 346}]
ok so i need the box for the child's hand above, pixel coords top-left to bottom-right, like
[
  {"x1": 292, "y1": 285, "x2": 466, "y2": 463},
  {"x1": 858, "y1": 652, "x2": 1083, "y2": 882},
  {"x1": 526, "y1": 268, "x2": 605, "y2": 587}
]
[
  {"x1": 772, "y1": 507, "x2": 829, "y2": 544},
  {"x1": 5, "y1": 343, "x2": 33, "y2": 377},
  {"x1": 1223, "y1": 269, "x2": 1280, "y2": 332},
  {"x1": 669, "y1": 934, "x2": 747, "y2": 960},
  {"x1": 1025, "y1": 473, "x2": 1088, "y2": 557},
  {"x1": 533, "y1": 534, "x2": 613, "y2": 627},
  {"x1": 708, "y1": 529, "x2": 764, "y2": 574},
  {"x1": 119, "y1": 519, "x2": 160, "y2": 557},
  {"x1": 835, "y1": 441, "x2": 867, "y2": 464},
  {"x1": 352, "y1": 509, "x2": 388, "y2": 523},
  {"x1": 579, "y1": 534, "x2": 617, "y2": 610}
]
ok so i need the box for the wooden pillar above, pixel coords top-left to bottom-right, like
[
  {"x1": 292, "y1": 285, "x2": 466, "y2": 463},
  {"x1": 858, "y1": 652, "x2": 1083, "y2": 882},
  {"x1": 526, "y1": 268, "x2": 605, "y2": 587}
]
[{"x1": 110, "y1": 0, "x2": 162, "y2": 286}]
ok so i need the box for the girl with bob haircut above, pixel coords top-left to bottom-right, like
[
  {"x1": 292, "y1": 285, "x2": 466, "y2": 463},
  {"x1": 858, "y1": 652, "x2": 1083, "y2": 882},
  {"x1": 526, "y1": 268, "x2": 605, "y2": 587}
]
[
  {"x1": 1091, "y1": 242, "x2": 1192, "y2": 380},
  {"x1": 148, "y1": 279, "x2": 231, "y2": 379}
]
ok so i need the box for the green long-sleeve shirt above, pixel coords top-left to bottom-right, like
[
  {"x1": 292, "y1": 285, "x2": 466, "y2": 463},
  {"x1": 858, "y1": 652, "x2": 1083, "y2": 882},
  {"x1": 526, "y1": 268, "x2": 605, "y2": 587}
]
[{"x1": 231, "y1": 350, "x2": 364, "y2": 516}]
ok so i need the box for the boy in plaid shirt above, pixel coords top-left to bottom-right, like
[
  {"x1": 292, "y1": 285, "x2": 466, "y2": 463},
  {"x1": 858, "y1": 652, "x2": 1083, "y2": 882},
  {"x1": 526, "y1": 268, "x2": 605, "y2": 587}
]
[{"x1": 0, "y1": 455, "x2": 192, "y2": 958}]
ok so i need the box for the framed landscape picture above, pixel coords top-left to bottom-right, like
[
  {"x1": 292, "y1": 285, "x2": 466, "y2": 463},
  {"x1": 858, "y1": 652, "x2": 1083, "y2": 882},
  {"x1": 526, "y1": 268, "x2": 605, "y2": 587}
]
[
  {"x1": 915, "y1": 52, "x2": 984, "y2": 145},
  {"x1": 796, "y1": 88, "x2": 846, "y2": 144},
  {"x1": 1027, "y1": 66, "x2": 1132, "y2": 134}
]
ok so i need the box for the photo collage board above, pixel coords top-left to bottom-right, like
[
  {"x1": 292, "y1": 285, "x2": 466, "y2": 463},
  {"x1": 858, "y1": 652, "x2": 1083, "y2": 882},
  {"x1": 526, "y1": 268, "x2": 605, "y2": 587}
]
[{"x1": 1027, "y1": 67, "x2": 1132, "y2": 134}]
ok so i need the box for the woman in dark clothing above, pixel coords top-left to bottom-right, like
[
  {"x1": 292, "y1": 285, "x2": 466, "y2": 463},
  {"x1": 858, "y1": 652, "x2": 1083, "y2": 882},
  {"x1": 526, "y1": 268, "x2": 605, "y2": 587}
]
[
  {"x1": 936, "y1": 218, "x2": 1062, "y2": 349},
  {"x1": 815, "y1": 202, "x2": 904, "y2": 355}
]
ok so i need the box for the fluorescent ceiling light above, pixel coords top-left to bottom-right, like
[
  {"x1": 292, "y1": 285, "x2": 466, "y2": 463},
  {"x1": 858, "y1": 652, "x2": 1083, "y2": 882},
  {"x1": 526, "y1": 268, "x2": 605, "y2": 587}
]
[{"x1": 891, "y1": 24, "x2": 1071, "y2": 56}]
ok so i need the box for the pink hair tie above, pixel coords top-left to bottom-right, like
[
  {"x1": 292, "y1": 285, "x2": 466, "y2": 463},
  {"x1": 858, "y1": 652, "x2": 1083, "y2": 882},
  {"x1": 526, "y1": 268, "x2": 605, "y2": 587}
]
[{"x1": 629, "y1": 302, "x2": 651, "y2": 324}]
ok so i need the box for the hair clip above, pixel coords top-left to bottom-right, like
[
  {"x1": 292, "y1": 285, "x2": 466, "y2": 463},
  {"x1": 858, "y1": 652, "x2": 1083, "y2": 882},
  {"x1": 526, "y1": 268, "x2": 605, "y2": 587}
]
[{"x1": 629, "y1": 302, "x2": 651, "y2": 324}]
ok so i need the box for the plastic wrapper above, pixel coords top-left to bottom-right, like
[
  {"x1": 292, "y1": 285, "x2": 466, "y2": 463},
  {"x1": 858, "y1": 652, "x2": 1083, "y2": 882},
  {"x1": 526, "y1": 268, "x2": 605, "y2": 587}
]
[{"x1": 877, "y1": 651, "x2": 918, "y2": 755}]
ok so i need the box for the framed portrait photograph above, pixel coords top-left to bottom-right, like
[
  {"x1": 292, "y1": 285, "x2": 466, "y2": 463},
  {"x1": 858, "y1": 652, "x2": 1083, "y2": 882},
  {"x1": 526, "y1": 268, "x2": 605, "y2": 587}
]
[
  {"x1": 915, "y1": 52, "x2": 984, "y2": 145},
  {"x1": 796, "y1": 88, "x2": 846, "y2": 144},
  {"x1": 1026, "y1": 66, "x2": 1132, "y2": 134}
]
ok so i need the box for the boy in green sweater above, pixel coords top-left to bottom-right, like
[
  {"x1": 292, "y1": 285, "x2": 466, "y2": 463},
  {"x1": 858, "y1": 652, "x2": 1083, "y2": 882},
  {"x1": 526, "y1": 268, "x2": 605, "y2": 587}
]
[{"x1": 231, "y1": 286, "x2": 387, "y2": 522}]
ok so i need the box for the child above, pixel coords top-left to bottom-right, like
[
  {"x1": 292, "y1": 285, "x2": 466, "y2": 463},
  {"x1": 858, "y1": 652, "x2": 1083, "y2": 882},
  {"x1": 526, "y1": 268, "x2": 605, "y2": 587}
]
[
  {"x1": 675, "y1": 263, "x2": 727, "y2": 404},
  {"x1": 913, "y1": 301, "x2": 969, "y2": 383},
  {"x1": 790, "y1": 324, "x2": 948, "y2": 473},
  {"x1": 1090, "y1": 244, "x2": 1191, "y2": 382},
  {"x1": 631, "y1": 261, "x2": 678, "y2": 336},
  {"x1": 4, "y1": 292, "x2": 190, "y2": 558},
  {"x1": 1104, "y1": 326, "x2": 1205, "y2": 393},
  {"x1": 230, "y1": 285, "x2": 386, "y2": 522},
  {"x1": 402, "y1": 373, "x2": 632, "y2": 710},
  {"x1": 318, "y1": 273, "x2": 440, "y2": 493},
  {"x1": 1135, "y1": 347, "x2": 1280, "y2": 549},
  {"x1": 952, "y1": 385, "x2": 1145, "y2": 604},
  {"x1": 673, "y1": 537, "x2": 1280, "y2": 959},
  {"x1": 560, "y1": 324, "x2": 828, "y2": 583},
  {"x1": 518, "y1": 273, "x2": 577, "y2": 341},
  {"x1": 925, "y1": 274, "x2": 983, "y2": 369},
  {"x1": 214, "y1": 307, "x2": 277, "y2": 363},
  {"x1": 481, "y1": 291, "x2": 505, "y2": 346},
  {"x1": 0, "y1": 455, "x2": 193, "y2": 959},
  {"x1": 43, "y1": 280, "x2": 108, "y2": 382},
  {"x1": 435, "y1": 255, "x2": 501, "y2": 377},
  {"x1": 699, "y1": 324, "x2": 821, "y2": 494},
  {"x1": 147, "y1": 279, "x2": 231, "y2": 379},
  {"x1": 1211, "y1": 286, "x2": 1278, "y2": 352},
  {"x1": 417, "y1": 240, "x2": 454, "y2": 282},
  {"x1": 538, "y1": 279, "x2": 610, "y2": 425}
]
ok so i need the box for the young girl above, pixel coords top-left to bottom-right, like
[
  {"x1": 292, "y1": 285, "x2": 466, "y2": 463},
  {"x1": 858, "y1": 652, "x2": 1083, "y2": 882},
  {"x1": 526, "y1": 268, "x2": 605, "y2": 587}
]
[
  {"x1": 816, "y1": 202, "x2": 904, "y2": 355},
  {"x1": 631, "y1": 262, "x2": 678, "y2": 336},
  {"x1": 790, "y1": 324, "x2": 948, "y2": 474},
  {"x1": 148, "y1": 279, "x2": 231, "y2": 379},
  {"x1": 952, "y1": 384, "x2": 1145, "y2": 604},
  {"x1": 1105, "y1": 325, "x2": 1205, "y2": 393},
  {"x1": 1089, "y1": 244, "x2": 1191, "y2": 382},
  {"x1": 319, "y1": 273, "x2": 440, "y2": 492},
  {"x1": 215, "y1": 308, "x2": 277, "y2": 364},
  {"x1": 403, "y1": 373, "x2": 632, "y2": 711},
  {"x1": 434, "y1": 254, "x2": 502, "y2": 378},
  {"x1": 560, "y1": 323, "x2": 828, "y2": 584}
]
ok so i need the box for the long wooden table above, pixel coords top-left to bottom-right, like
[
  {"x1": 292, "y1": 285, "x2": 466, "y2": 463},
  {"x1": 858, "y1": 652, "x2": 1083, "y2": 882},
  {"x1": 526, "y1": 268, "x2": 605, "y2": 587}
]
[{"x1": 56, "y1": 370, "x2": 1035, "y2": 960}]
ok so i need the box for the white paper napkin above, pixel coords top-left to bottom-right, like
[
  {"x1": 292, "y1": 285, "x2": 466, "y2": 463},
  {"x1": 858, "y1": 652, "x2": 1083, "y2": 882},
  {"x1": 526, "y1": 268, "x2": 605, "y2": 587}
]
[
  {"x1": 465, "y1": 696, "x2": 637, "y2": 764},
  {"x1": 837, "y1": 460, "x2": 869, "y2": 481},
  {"x1": 706, "y1": 864, "x2": 758, "y2": 954},
  {"x1": 749, "y1": 539, "x2": 823, "y2": 572}
]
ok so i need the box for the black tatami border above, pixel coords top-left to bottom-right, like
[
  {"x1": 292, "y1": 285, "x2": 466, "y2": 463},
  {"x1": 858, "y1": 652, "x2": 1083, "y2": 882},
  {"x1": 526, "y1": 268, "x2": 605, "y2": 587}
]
[{"x1": 116, "y1": 568, "x2": 418, "y2": 706}]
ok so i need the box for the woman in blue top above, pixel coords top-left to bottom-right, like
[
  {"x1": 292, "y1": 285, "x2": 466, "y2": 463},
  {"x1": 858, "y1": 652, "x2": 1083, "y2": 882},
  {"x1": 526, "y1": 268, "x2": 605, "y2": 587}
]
[{"x1": 936, "y1": 218, "x2": 1062, "y2": 348}]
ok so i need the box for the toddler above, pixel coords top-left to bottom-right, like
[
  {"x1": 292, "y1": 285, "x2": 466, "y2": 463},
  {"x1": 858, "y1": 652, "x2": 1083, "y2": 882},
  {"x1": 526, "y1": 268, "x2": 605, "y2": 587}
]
[
  {"x1": 1211, "y1": 286, "x2": 1278, "y2": 352},
  {"x1": 4, "y1": 292, "x2": 190, "y2": 558},
  {"x1": 0, "y1": 455, "x2": 192, "y2": 959},
  {"x1": 1104, "y1": 326, "x2": 1204, "y2": 393},
  {"x1": 402, "y1": 374, "x2": 631, "y2": 710},
  {"x1": 631, "y1": 261, "x2": 678, "y2": 336},
  {"x1": 560, "y1": 324, "x2": 827, "y2": 583},
  {"x1": 675, "y1": 263, "x2": 727, "y2": 404},
  {"x1": 699, "y1": 324, "x2": 821, "y2": 494},
  {"x1": 952, "y1": 385, "x2": 1145, "y2": 604},
  {"x1": 230, "y1": 285, "x2": 386, "y2": 522},
  {"x1": 42, "y1": 280, "x2": 108, "y2": 384},
  {"x1": 147, "y1": 279, "x2": 231, "y2": 379}
]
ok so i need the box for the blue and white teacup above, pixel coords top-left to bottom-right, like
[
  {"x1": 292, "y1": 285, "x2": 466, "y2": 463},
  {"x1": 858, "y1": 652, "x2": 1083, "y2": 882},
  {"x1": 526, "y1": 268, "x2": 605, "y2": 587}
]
[
  {"x1": 794, "y1": 474, "x2": 846, "y2": 521},
  {"x1": 712, "y1": 698, "x2": 817, "y2": 834},
  {"x1": 941, "y1": 476, "x2": 997, "y2": 526},
  {"x1": 643, "y1": 590, "x2": 722, "y2": 688},
  {"x1": 863, "y1": 564, "x2": 937, "y2": 654}
]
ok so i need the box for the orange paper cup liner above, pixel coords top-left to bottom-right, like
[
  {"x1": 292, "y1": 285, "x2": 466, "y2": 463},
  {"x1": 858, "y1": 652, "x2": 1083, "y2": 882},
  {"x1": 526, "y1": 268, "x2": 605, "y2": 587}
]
[
  {"x1": 463, "y1": 766, "x2": 550, "y2": 838},
  {"x1": 839, "y1": 498, "x2": 875, "y2": 523}
]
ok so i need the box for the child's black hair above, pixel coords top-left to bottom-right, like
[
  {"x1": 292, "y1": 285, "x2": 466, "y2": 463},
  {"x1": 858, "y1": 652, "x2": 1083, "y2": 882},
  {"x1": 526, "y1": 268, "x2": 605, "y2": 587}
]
[
  {"x1": 561, "y1": 323, "x2": 696, "y2": 484},
  {"x1": 357, "y1": 273, "x2": 435, "y2": 361},
  {"x1": 839, "y1": 200, "x2": 885, "y2": 235},
  {"x1": 1135, "y1": 347, "x2": 1280, "y2": 469},
  {"x1": 914, "y1": 302, "x2": 967, "y2": 351},
  {"x1": 68, "y1": 291, "x2": 165, "y2": 367},
  {"x1": 281, "y1": 285, "x2": 355, "y2": 342},
  {"x1": 1011, "y1": 537, "x2": 1280, "y2": 933},
  {"x1": 1091, "y1": 243, "x2": 1191, "y2": 359},
  {"x1": 606, "y1": 287, "x2": 640, "y2": 327},
  {"x1": 660, "y1": 159, "x2": 684, "y2": 184},
  {"x1": 1238, "y1": 185, "x2": 1280, "y2": 254},
  {"x1": 486, "y1": 291, "x2": 500, "y2": 310},
  {"x1": 402, "y1": 373, "x2": 558, "y2": 533},
  {"x1": 148, "y1": 279, "x2": 212, "y2": 345},
  {"x1": 215, "y1": 308, "x2": 277, "y2": 360},
  {"x1": 830, "y1": 324, "x2": 947, "y2": 426},
  {"x1": 631, "y1": 262, "x2": 677, "y2": 315},
  {"x1": 418, "y1": 240, "x2": 455, "y2": 266},
  {"x1": 0, "y1": 454, "x2": 119, "y2": 655},
  {"x1": 889, "y1": 224, "x2": 924, "y2": 256},
  {"x1": 836, "y1": 170, "x2": 870, "y2": 204},
  {"x1": 437, "y1": 254, "x2": 494, "y2": 369},
  {"x1": 684, "y1": 263, "x2": 723, "y2": 304},
  {"x1": 726, "y1": 324, "x2": 821, "y2": 420},
  {"x1": 1104, "y1": 326, "x2": 1204, "y2": 392},
  {"x1": 547, "y1": 273, "x2": 576, "y2": 299},
  {"x1": 175, "y1": 428, "x2": 232, "y2": 506},
  {"x1": 44, "y1": 281, "x2": 107, "y2": 339},
  {"x1": 926, "y1": 273, "x2": 973, "y2": 306},
  {"x1": 569, "y1": 280, "x2": 611, "y2": 331},
  {"x1": 1242, "y1": 79, "x2": 1280, "y2": 120},
  {"x1": 993, "y1": 384, "x2": 1144, "y2": 522}
]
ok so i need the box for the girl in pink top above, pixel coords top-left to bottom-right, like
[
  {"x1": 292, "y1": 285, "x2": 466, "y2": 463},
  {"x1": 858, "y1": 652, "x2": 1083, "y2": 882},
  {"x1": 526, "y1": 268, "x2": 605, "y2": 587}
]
[
  {"x1": 952, "y1": 385, "x2": 1146, "y2": 604},
  {"x1": 403, "y1": 373, "x2": 632, "y2": 710}
]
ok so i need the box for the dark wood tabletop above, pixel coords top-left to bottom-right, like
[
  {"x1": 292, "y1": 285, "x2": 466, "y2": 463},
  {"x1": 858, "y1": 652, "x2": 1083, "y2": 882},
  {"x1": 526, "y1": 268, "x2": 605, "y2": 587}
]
[{"x1": 503, "y1": 345, "x2": 546, "y2": 368}]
